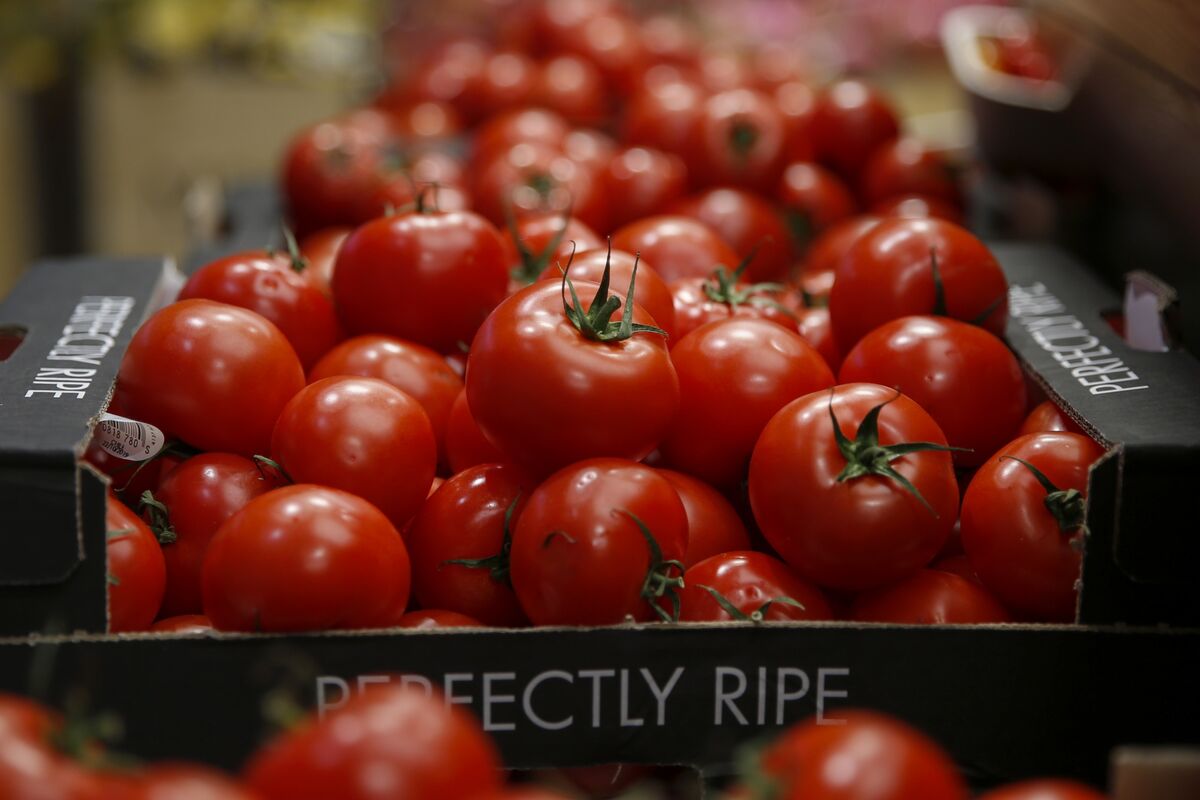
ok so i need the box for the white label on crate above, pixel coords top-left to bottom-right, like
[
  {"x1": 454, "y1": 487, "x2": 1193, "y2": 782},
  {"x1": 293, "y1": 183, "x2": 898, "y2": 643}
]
[{"x1": 93, "y1": 413, "x2": 165, "y2": 462}]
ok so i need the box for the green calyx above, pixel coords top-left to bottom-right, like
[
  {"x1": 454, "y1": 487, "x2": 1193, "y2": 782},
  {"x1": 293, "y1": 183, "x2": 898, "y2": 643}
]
[
  {"x1": 729, "y1": 118, "x2": 760, "y2": 161},
  {"x1": 561, "y1": 241, "x2": 667, "y2": 342},
  {"x1": 441, "y1": 494, "x2": 521, "y2": 585},
  {"x1": 252, "y1": 454, "x2": 292, "y2": 484},
  {"x1": 1002, "y1": 456, "x2": 1089, "y2": 534},
  {"x1": 829, "y1": 392, "x2": 968, "y2": 517},
  {"x1": 701, "y1": 242, "x2": 787, "y2": 311},
  {"x1": 697, "y1": 584, "x2": 805, "y2": 623},
  {"x1": 616, "y1": 508, "x2": 685, "y2": 624},
  {"x1": 281, "y1": 226, "x2": 307, "y2": 273},
  {"x1": 138, "y1": 491, "x2": 177, "y2": 545},
  {"x1": 505, "y1": 203, "x2": 573, "y2": 286}
]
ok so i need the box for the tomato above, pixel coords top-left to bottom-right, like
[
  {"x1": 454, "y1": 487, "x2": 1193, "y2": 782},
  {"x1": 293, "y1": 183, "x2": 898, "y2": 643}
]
[
  {"x1": 850, "y1": 568, "x2": 1011, "y2": 624},
  {"x1": 502, "y1": 212, "x2": 603, "y2": 289},
  {"x1": 118, "y1": 300, "x2": 305, "y2": 458},
  {"x1": 670, "y1": 274, "x2": 799, "y2": 340},
  {"x1": 533, "y1": 54, "x2": 608, "y2": 126},
  {"x1": 829, "y1": 217, "x2": 1009, "y2": 353},
  {"x1": 758, "y1": 710, "x2": 969, "y2": 800},
  {"x1": 445, "y1": 388, "x2": 506, "y2": 474},
  {"x1": 298, "y1": 227, "x2": 352, "y2": 297},
  {"x1": 472, "y1": 108, "x2": 570, "y2": 166},
  {"x1": 271, "y1": 377, "x2": 435, "y2": 529},
  {"x1": 749, "y1": 383, "x2": 959, "y2": 591},
  {"x1": 177, "y1": 250, "x2": 342, "y2": 371},
  {"x1": 777, "y1": 162, "x2": 857, "y2": 251},
  {"x1": 149, "y1": 614, "x2": 213, "y2": 633},
  {"x1": 668, "y1": 188, "x2": 793, "y2": 283},
  {"x1": 308, "y1": 335, "x2": 463, "y2": 467},
  {"x1": 406, "y1": 463, "x2": 529, "y2": 627},
  {"x1": 861, "y1": 137, "x2": 961, "y2": 208},
  {"x1": 688, "y1": 88, "x2": 786, "y2": 193},
  {"x1": 360, "y1": 176, "x2": 472, "y2": 223},
  {"x1": 461, "y1": 50, "x2": 536, "y2": 121},
  {"x1": 527, "y1": 0, "x2": 618, "y2": 54},
  {"x1": 466, "y1": 275, "x2": 678, "y2": 477},
  {"x1": 610, "y1": 215, "x2": 739, "y2": 283},
  {"x1": 657, "y1": 468, "x2": 750, "y2": 567},
  {"x1": 203, "y1": 484, "x2": 410, "y2": 631},
  {"x1": 554, "y1": 10, "x2": 647, "y2": 96},
  {"x1": 932, "y1": 554, "x2": 982, "y2": 586},
  {"x1": 244, "y1": 684, "x2": 502, "y2": 800},
  {"x1": 621, "y1": 76, "x2": 706, "y2": 158},
  {"x1": 135, "y1": 763, "x2": 259, "y2": 800},
  {"x1": 332, "y1": 209, "x2": 509, "y2": 353},
  {"x1": 603, "y1": 146, "x2": 688, "y2": 230},
  {"x1": 960, "y1": 432, "x2": 1105, "y2": 622},
  {"x1": 510, "y1": 458, "x2": 687, "y2": 625},
  {"x1": 802, "y1": 214, "x2": 881, "y2": 276},
  {"x1": 145, "y1": 453, "x2": 285, "y2": 616},
  {"x1": 371, "y1": 98, "x2": 463, "y2": 141},
  {"x1": 562, "y1": 128, "x2": 618, "y2": 175},
  {"x1": 536, "y1": 247, "x2": 677, "y2": 339},
  {"x1": 0, "y1": 695, "x2": 109, "y2": 799},
  {"x1": 839, "y1": 316, "x2": 1027, "y2": 466},
  {"x1": 1019, "y1": 400, "x2": 1085, "y2": 437},
  {"x1": 977, "y1": 780, "x2": 1107, "y2": 800},
  {"x1": 85, "y1": 443, "x2": 184, "y2": 508},
  {"x1": 678, "y1": 551, "x2": 833, "y2": 622},
  {"x1": 811, "y1": 79, "x2": 900, "y2": 180},
  {"x1": 407, "y1": 37, "x2": 491, "y2": 108},
  {"x1": 106, "y1": 495, "x2": 166, "y2": 632},
  {"x1": 471, "y1": 142, "x2": 607, "y2": 233},
  {"x1": 794, "y1": 306, "x2": 840, "y2": 371},
  {"x1": 773, "y1": 80, "x2": 818, "y2": 164},
  {"x1": 395, "y1": 610, "x2": 484, "y2": 629},
  {"x1": 874, "y1": 194, "x2": 965, "y2": 225},
  {"x1": 663, "y1": 318, "x2": 834, "y2": 488}
]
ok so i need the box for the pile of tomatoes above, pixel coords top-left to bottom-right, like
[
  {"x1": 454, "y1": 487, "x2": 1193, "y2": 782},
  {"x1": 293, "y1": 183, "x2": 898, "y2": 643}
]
[{"x1": 90, "y1": 0, "x2": 1103, "y2": 636}]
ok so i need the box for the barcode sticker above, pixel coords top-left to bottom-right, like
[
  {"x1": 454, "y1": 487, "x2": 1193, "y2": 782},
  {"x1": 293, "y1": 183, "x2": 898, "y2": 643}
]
[{"x1": 94, "y1": 413, "x2": 165, "y2": 462}]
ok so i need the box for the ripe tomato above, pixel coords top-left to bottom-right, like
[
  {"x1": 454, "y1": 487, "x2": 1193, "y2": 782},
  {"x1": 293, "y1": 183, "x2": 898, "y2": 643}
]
[
  {"x1": 106, "y1": 494, "x2": 166, "y2": 632},
  {"x1": 657, "y1": 468, "x2": 750, "y2": 567},
  {"x1": 502, "y1": 212, "x2": 603, "y2": 289},
  {"x1": 811, "y1": 79, "x2": 900, "y2": 180},
  {"x1": 472, "y1": 108, "x2": 570, "y2": 166},
  {"x1": 932, "y1": 554, "x2": 982, "y2": 586},
  {"x1": 1019, "y1": 400, "x2": 1085, "y2": 437},
  {"x1": 794, "y1": 306, "x2": 840, "y2": 371},
  {"x1": 466, "y1": 275, "x2": 678, "y2": 477},
  {"x1": 135, "y1": 763, "x2": 259, "y2": 799},
  {"x1": 603, "y1": 146, "x2": 688, "y2": 230},
  {"x1": 271, "y1": 377, "x2": 435, "y2": 529},
  {"x1": 536, "y1": 247, "x2": 676, "y2": 339},
  {"x1": 668, "y1": 188, "x2": 793, "y2": 283},
  {"x1": 776, "y1": 162, "x2": 857, "y2": 250},
  {"x1": 177, "y1": 250, "x2": 343, "y2": 370},
  {"x1": 308, "y1": 335, "x2": 463, "y2": 467},
  {"x1": 802, "y1": 214, "x2": 881, "y2": 276},
  {"x1": 773, "y1": 80, "x2": 818, "y2": 163},
  {"x1": 510, "y1": 458, "x2": 688, "y2": 625},
  {"x1": 394, "y1": 610, "x2": 484, "y2": 629},
  {"x1": 370, "y1": 98, "x2": 463, "y2": 141},
  {"x1": 445, "y1": 388, "x2": 506, "y2": 474},
  {"x1": 554, "y1": 10, "x2": 647, "y2": 95},
  {"x1": 407, "y1": 37, "x2": 491, "y2": 108},
  {"x1": 839, "y1": 316, "x2": 1027, "y2": 466},
  {"x1": 849, "y1": 568, "x2": 1011, "y2": 624},
  {"x1": 678, "y1": 551, "x2": 833, "y2": 622},
  {"x1": 298, "y1": 226, "x2": 352, "y2": 297},
  {"x1": 861, "y1": 137, "x2": 961, "y2": 207},
  {"x1": 960, "y1": 432, "x2": 1105, "y2": 622},
  {"x1": 533, "y1": 54, "x2": 608, "y2": 126},
  {"x1": 561, "y1": 128, "x2": 618, "y2": 175},
  {"x1": 977, "y1": 780, "x2": 1107, "y2": 800},
  {"x1": 244, "y1": 684, "x2": 502, "y2": 800},
  {"x1": 203, "y1": 484, "x2": 410, "y2": 631},
  {"x1": 527, "y1": 0, "x2": 619, "y2": 55},
  {"x1": 406, "y1": 463, "x2": 529, "y2": 627},
  {"x1": 610, "y1": 215, "x2": 739, "y2": 283},
  {"x1": 149, "y1": 614, "x2": 213, "y2": 633},
  {"x1": 117, "y1": 300, "x2": 305, "y2": 458},
  {"x1": 332, "y1": 208, "x2": 509, "y2": 353},
  {"x1": 622, "y1": 76, "x2": 706, "y2": 159},
  {"x1": 829, "y1": 217, "x2": 1009, "y2": 353},
  {"x1": 0, "y1": 695, "x2": 111, "y2": 799},
  {"x1": 461, "y1": 50, "x2": 536, "y2": 121},
  {"x1": 874, "y1": 194, "x2": 965, "y2": 225},
  {"x1": 749, "y1": 383, "x2": 959, "y2": 592},
  {"x1": 662, "y1": 318, "x2": 833, "y2": 489},
  {"x1": 758, "y1": 710, "x2": 969, "y2": 800},
  {"x1": 688, "y1": 88, "x2": 786, "y2": 193},
  {"x1": 670, "y1": 274, "x2": 798, "y2": 341},
  {"x1": 471, "y1": 141, "x2": 607, "y2": 233},
  {"x1": 359, "y1": 175, "x2": 472, "y2": 223},
  {"x1": 146, "y1": 453, "x2": 285, "y2": 616}
]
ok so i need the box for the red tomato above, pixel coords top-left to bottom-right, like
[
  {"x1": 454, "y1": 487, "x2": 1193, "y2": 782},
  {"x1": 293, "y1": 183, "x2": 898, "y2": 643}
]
[
  {"x1": 502, "y1": 212, "x2": 603, "y2": 289},
  {"x1": 678, "y1": 551, "x2": 833, "y2": 622},
  {"x1": 394, "y1": 610, "x2": 484, "y2": 629},
  {"x1": 1019, "y1": 400, "x2": 1086, "y2": 437},
  {"x1": 407, "y1": 37, "x2": 491, "y2": 108},
  {"x1": 774, "y1": 80, "x2": 818, "y2": 164},
  {"x1": 359, "y1": 176, "x2": 472, "y2": 223},
  {"x1": 461, "y1": 50, "x2": 536, "y2": 121},
  {"x1": 803, "y1": 214, "x2": 881, "y2": 276},
  {"x1": 978, "y1": 780, "x2": 1107, "y2": 800},
  {"x1": 794, "y1": 306, "x2": 840, "y2": 371},
  {"x1": 688, "y1": 89, "x2": 786, "y2": 193},
  {"x1": 371, "y1": 98, "x2": 463, "y2": 141},
  {"x1": 638, "y1": 14, "x2": 700, "y2": 68},
  {"x1": 298, "y1": 227, "x2": 352, "y2": 297},
  {"x1": 466, "y1": 277, "x2": 678, "y2": 477},
  {"x1": 603, "y1": 146, "x2": 688, "y2": 230},
  {"x1": 332, "y1": 209, "x2": 509, "y2": 353},
  {"x1": 149, "y1": 614, "x2": 213, "y2": 633},
  {"x1": 536, "y1": 248, "x2": 677, "y2": 339},
  {"x1": 527, "y1": 0, "x2": 618, "y2": 54},
  {"x1": 811, "y1": 80, "x2": 901, "y2": 180},
  {"x1": 554, "y1": 11, "x2": 647, "y2": 96},
  {"x1": 308, "y1": 335, "x2": 463, "y2": 467},
  {"x1": 759, "y1": 710, "x2": 969, "y2": 800},
  {"x1": 203, "y1": 485, "x2": 410, "y2": 631},
  {"x1": 147, "y1": 453, "x2": 285, "y2": 616},
  {"x1": 850, "y1": 568, "x2": 1011, "y2": 624},
  {"x1": 670, "y1": 274, "x2": 798, "y2": 341},
  {"x1": 178, "y1": 250, "x2": 342, "y2": 371},
  {"x1": 961, "y1": 432, "x2": 1105, "y2": 622},
  {"x1": 533, "y1": 54, "x2": 608, "y2": 126},
  {"x1": 610, "y1": 215, "x2": 739, "y2": 283},
  {"x1": 244, "y1": 684, "x2": 501, "y2": 800},
  {"x1": 657, "y1": 468, "x2": 750, "y2": 567},
  {"x1": 135, "y1": 763, "x2": 259, "y2": 800},
  {"x1": 662, "y1": 318, "x2": 834, "y2": 488},
  {"x1": 829, "y1": 217, "x2": 1009, "y2": 352},
  {"x1": 117, "y1": 300, "x2": 305, "y2": 457},
  {"x1": 510, "y1": 458, "x2": 687, "y2": 625},
  {"x1": 861, "y1": 137, "x2": 961, "y2": 207},
  {"x1": 749, "y1": 383, "x2": 959, "y2": 592},
  {"x1": 561, "y1": 128, "x2": 618, "y2": 175},
  {"x1": 0, "y1": 695, "x2": 112, "y2": 799},
  {"x1": 668, "y1": 188, "x2": 793, "y2": 283},
  {"x1": 621, "y1": 76, "x2": 706, "y2": 158},
  {"x1": 106, "y1": 495, "x2": 166, "y2": 632},
  {"x1": 874, "y1": 194, "x2": 965, "y2": 225},
  {"x1": 406, "y1": 463, "x2": 529, "y2": 627},
  {"x1": 471, "y1": 142, "x2": 607, "y2": 233},
  {"x1": 472, "y1": 108, "x2": 570, "y2": 166},
  {"x1": 271, "y1": 377, "x2": 435, "y2": 529},
  {"x1": 777, "y1": 162, "x2": 857, "y2": 250},
  {"x1": 445, "y1": 388, "x2": 506, "y2": 474},
  {"x1": 839, "y1": 316, "x2": 1027, "y2": 466}
]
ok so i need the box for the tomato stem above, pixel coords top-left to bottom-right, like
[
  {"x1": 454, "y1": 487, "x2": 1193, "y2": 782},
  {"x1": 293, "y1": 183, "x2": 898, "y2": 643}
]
[
  {"x1": 281, "y1": 226, "x2": 307, "y2": 273},
  {"x1": 138, "y1": 490, "x2": 177, "y2": 545},
  {"x1": 441, "y1": 494, "x2": 520, "y2": 585},
  {"x1": 252, "y1": 455, "x2": 292, "y2": 485},
  {"x1": 697, "y1": 584, "x2": 805, "y2": 623},
  {"x1": 561, "y1": 241, "x2": 667, "y2": 342},
  {"x1": 729, "y1": 118, "x2": 759, "y2": 162},
  {"x1": 504, "y1": 203, "x2": 575, "y2": 286},
  {"x1": 616, "y1": 508, "x2": 684, "y2": 623},
  {"x1": 700, "y1": 243, "x2": 789, "y2": 314},
  {"x1": 1001, "y1": 456, "x2": 1088, "y2": 534}
]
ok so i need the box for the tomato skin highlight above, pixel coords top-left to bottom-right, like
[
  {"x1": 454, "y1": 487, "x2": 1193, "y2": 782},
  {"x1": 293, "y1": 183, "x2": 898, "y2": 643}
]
[
  {"x1": 510, "y1": 458, "x2": 687, "y2": 625},
  {"x1": 678, "y1": 551, "x2": 833, "y2": 622},
  {"x1": 849, "y1": 568, "x2": 1011, "y2": 624},
  {"x1": 149, "y1": 614, "x2": 213, "y2": 634},
  {"x1": 202, "y1": 485, "x2": 410, "y2": 632},
  {"x1": 749, "y1": 383, "x2": 959, "y2": 592},
  {"x1": 106, "y1": 495, "x2": 166, "y2": 632},
  {"x1": 657, "y1": 468, "x2": 750, "y2": 567}
]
